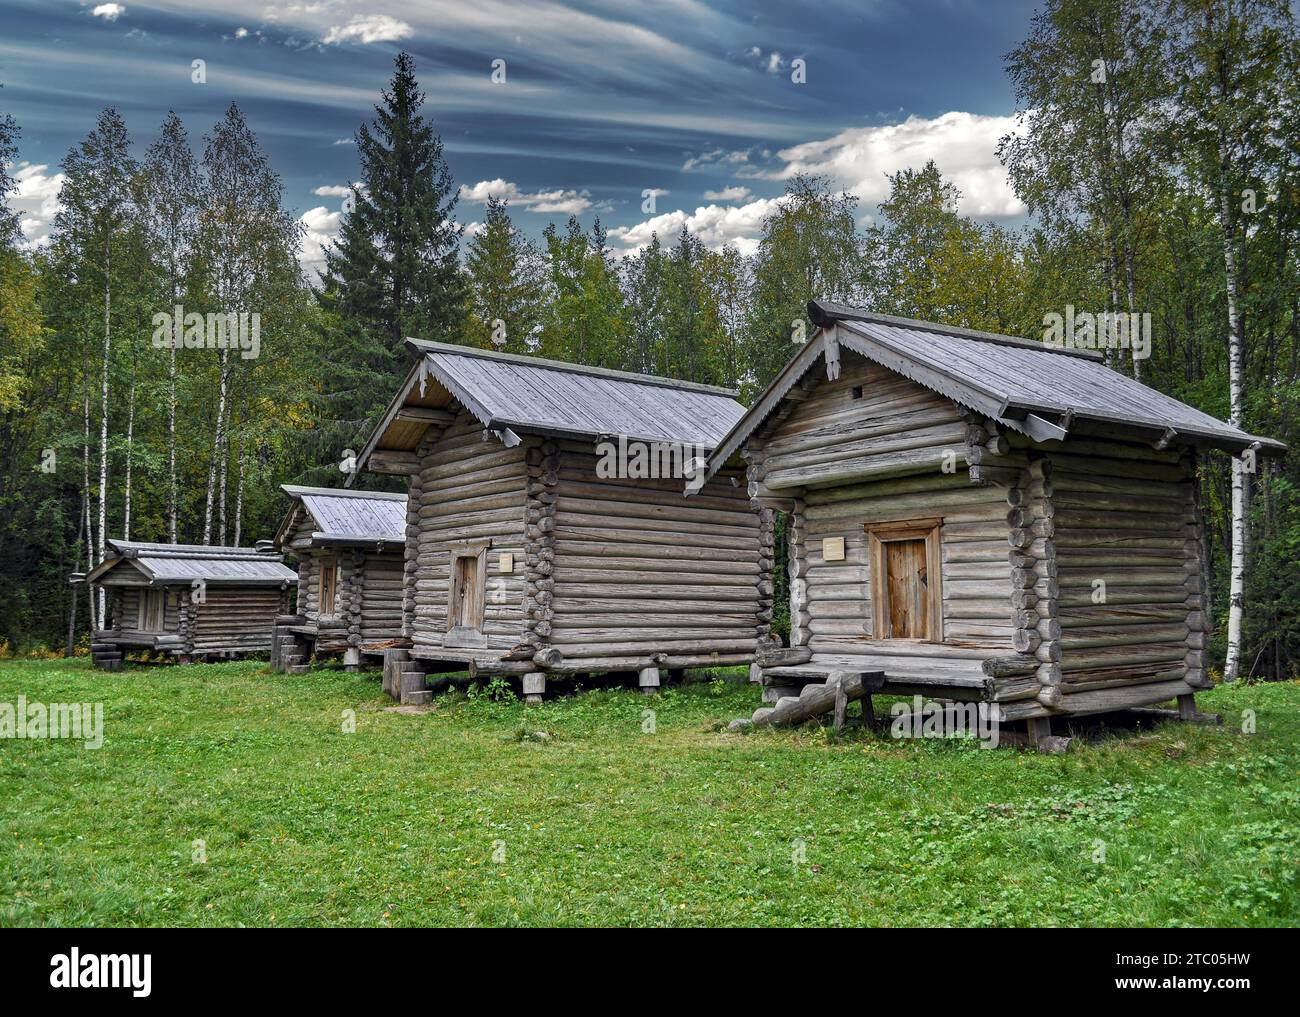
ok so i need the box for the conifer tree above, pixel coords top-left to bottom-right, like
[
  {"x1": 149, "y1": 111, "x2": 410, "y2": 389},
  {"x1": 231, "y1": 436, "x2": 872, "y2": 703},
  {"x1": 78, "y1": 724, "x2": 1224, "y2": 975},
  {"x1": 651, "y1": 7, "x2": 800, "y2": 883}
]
[
  {"x1": 463, "y1": 196, "x2": 547, "y2": 354},
  {"x1": 318, "y1": 51, "x2": 466, "y2": 442}
]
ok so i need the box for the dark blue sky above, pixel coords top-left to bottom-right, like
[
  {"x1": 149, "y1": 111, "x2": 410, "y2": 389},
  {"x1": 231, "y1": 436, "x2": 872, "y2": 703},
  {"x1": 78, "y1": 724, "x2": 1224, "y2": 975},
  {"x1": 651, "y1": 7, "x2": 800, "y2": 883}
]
[{"x1": 1, "y1": 0, "x2": 1043, "y2": 270}]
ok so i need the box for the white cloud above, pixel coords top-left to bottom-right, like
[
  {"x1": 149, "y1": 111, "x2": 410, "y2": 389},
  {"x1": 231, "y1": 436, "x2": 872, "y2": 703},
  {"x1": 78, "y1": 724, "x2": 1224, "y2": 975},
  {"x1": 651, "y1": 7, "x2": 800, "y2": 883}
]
[
  {"x1": 312, "y1": 184, "x2": 351, "y2": 197},
  {"x1": 459, "y1": 178, "x2": 592, "y2": 216},
  {"x1": 332, "y1": 137, "x2": 354, "y2": 145},
  {"x1": 234, "y1": 26, "x2": 249, "y2": 39},
  {"x1": 769, "y1": 111, "x2": 1026, "y2": 217},
  {"x1": 9, "y1": 163, "x2": 64, "y2": 249},
  {"x1": 463, "y1": 220, "x2": 485, "y2": 239},
  {"x1": 702, "y1": 185, "x2": 751, "y2": 202},
  {"x1": 682, "y1": 147, "x2": 751, "y2": 172},
  {"x1": 298, "y1": 204, "x2": 341, "y2": 282},
  {"x1": 766, "y1": 51, "x2": 782, "y2": 74},
  {"x1": 91, "y1": 3, "x2": 125, "y2": 21},
  {"x1": 321, "y1": 14, "x2": 414, "y2": 45},
  {"x1": 608, "y1": 196, "x2": 784, "y2": 258}
]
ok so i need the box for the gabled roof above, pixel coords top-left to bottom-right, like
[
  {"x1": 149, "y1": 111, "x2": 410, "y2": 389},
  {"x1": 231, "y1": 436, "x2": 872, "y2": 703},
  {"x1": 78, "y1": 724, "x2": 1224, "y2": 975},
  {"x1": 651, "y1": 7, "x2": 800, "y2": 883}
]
[
  {"x1": 85, "y1": 540, "x2": 296, "y2": 586},
  {"x1": 705, "y1": 301, "x2": 1284, "y2": 478},
  {"x1": 355, "y1": 340, "x2": 748, "y2": 476},
  {"x1": 275, "y1": 484, "x2": 406, "y2": 549}
]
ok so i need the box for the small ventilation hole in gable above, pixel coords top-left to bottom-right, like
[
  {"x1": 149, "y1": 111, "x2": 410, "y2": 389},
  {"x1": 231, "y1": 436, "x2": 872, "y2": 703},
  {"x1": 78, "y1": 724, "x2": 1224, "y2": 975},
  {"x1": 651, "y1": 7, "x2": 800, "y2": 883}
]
[{"x1": 851, "y1": 386, "x2": 864, "y2": 399}]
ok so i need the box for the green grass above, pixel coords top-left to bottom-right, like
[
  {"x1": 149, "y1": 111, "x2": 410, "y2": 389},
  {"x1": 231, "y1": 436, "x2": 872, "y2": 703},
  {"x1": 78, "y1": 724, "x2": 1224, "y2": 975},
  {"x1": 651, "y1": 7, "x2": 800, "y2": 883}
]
[{"x1": 1, "y1": 657, "x2": 1296, "y2": 927}]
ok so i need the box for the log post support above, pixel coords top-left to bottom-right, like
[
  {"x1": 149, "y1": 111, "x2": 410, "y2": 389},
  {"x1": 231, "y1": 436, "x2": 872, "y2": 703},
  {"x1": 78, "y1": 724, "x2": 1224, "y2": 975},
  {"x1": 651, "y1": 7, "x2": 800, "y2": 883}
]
[
  {"x1": 523, "y1": 671, "x2": 546, "y2": 705},
  {"x1": 638, "y1": 666, "x2": 661, "y2": 694},
  {"x1": 382, "y1": 648, "x2": 410, "y2": 700},
  {"x1": 1026, "y1": 715, "x2": 1071, "y2": 753},
  {"x1": 272, "y1": 622, "x2": 312, "y2": 675},
  {"x1": 399, "y1": 660, "x2": 430, "y2": 706},
  {"x1": 861, "y1": 693, "x2": 877, "y2": 730},
  {"x1": 343, "y1": 646, "x2": 361, "y2": 672},
  {"x1": 832, "y1": 676, "x2": 848, "y2": 732}
]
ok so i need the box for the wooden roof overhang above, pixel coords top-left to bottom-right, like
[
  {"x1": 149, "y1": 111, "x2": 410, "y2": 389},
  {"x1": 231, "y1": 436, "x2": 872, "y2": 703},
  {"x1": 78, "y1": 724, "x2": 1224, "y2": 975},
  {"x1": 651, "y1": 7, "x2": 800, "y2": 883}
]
[
  {"x1": 702, "y1": 300, "x2": 1286, "y2": 485},
  {"x1": 352, "y1": 339, "x2": 748, "y2": 483}
]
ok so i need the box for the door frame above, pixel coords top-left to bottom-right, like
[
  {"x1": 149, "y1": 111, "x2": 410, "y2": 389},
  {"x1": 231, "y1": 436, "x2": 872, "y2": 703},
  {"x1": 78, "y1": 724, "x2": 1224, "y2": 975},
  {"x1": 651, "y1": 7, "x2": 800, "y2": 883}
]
[
  {"x1": 446, "y1": 539, "x2": 490, "y2": 647},
  {"x1": 865, "y1": 517, "x2": 943, "y2": 641}
]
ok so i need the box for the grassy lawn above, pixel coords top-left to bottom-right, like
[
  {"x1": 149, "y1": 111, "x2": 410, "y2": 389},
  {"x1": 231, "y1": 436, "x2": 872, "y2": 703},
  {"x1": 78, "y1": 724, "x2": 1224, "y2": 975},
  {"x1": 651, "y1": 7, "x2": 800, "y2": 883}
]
[{"x1": 0, "y1": 656, "x2": 1296, "y2": 927}]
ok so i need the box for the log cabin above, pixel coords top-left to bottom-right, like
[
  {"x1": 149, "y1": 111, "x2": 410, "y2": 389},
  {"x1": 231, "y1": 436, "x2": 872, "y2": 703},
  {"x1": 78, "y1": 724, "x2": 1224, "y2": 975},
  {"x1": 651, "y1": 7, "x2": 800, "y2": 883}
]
[
  {"x1": 353, "y1": 340, "x2": 763, "y2": 703},
  {"x1": 706, "y1": 300, "x2": 1285, "y2": 748},
  {"x1": 84, "y1": 539, "x2": 296, "y2": 669},
  {"x1": 270, "y1": 485, "x2": 407, "y2": 674}
]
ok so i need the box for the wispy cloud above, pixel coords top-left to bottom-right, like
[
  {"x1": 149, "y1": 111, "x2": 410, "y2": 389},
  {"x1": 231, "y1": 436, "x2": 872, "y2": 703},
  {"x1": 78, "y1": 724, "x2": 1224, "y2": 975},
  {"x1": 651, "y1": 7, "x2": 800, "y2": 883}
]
[
  {"x1": 321, "y1": 15, "x2": 415, "y2": 45},
  {"x1": 702, "y1": 185, "x2": 751, "y2": 202},
  {"x1": 460, "y1": 178, "x2": 593, "y2": 216},
  {"x1": 683, "y1": 147, "x2": 752, "y2": 172}
]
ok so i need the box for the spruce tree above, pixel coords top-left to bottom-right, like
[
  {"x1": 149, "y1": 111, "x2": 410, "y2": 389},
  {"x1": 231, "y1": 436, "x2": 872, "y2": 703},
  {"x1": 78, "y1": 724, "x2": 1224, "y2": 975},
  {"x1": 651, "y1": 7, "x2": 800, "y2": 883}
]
[
  {"x1": 463, "y1": 196, "x2": 547, "y2": 354},
  {"x1": 317, "y1": 51, "x2": 466, "y2": 441}
]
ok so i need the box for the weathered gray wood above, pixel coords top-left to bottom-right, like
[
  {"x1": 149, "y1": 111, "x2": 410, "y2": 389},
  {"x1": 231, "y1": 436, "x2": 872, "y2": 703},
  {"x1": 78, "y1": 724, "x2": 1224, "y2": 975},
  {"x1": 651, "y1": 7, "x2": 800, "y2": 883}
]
[{"x1": 748, "y1": 670, "x2": 885, "y2": 728}]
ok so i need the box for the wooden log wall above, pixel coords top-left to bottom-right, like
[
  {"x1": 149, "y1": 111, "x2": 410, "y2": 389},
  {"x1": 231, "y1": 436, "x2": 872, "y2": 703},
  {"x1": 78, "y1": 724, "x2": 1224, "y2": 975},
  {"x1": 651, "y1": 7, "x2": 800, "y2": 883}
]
[
  {"x1": 545, "y1": 441, "x2": 762, "y2": 669},
  {"x1": 522, "y1": 437, "x2": 559, "y2": 652},
  {"x1": 1011, "y1": 430, "x2": 1204, "y2": 699},
  {"x1": 754, "y1": 358, "x2": 972, "y2": 491},
  {"x1": 115, "y1": 586, "x2": 181, "y2": 634},
  {"x1": 402, "y1": 465, "x2": 422, "y2": 641},
  {"x1": 1000, "y1": 455, "x2": 1063, "y2": 712},
  {"x1": 747, "y1": 352, "x2": 1015, "y2": 684},
  {"x1": 189, "y1": 587, "x2": 282, "y2": 654},
  {"x1": 411, "y1": 410, "x2": 529, "y2": 652},
  {"x1": 358, "y1": 553, "x2": 404, "y2": 644}
]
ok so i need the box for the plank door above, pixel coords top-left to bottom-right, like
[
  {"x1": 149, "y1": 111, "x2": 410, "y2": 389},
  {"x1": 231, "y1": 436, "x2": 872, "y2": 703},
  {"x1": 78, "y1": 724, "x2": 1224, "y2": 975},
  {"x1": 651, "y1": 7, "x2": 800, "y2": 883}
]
[
  {"x1": 866, "y1": 518, "x2": 942, "y2": 642},
  {"x1": 452, "y1": 556, "x2": 477, "y2": 629},
  {"x1": 884, "y1": 538, "x2": 928, "y2": 640},
  {"x1": 318, "y1": 557, "x2": 338, "y2": 617}
]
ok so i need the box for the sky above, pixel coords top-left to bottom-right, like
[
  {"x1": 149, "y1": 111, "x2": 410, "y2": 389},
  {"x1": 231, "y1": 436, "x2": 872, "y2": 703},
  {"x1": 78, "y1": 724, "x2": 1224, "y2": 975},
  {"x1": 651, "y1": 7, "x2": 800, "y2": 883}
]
[{"x1": 1, "y1": 0, "x2": 1044, "y2": 276}]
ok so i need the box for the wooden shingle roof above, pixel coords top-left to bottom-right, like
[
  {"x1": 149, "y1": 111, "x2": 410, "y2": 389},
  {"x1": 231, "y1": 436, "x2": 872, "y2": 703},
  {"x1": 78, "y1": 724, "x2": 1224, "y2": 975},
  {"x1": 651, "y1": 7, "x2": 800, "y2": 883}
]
[
  {"x1": 706, "y1": 300, "x2": 1284, "y2": 478},
  {"x1": 357, "y1": 341, "x2": 748, "y2": 476},
  {"x1": 85, "y1": 540, "x2": 296, "y2": 586},
  {"x1": 276, "y1": 485, "x2": 406, "y2": 548}
]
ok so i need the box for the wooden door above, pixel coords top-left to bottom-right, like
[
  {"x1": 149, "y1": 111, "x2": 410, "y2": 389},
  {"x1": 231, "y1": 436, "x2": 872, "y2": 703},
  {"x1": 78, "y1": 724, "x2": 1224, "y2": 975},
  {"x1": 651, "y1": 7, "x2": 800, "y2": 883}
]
[
  {"x1": 318, "y1": 558, "x2": 337, "y2": 617},
  {"x1": 884, "y1": 538, "x2": 928, "y2": 639},
  {"x1": 453, "y1": 555, "x2": 477, "y2": 629}
]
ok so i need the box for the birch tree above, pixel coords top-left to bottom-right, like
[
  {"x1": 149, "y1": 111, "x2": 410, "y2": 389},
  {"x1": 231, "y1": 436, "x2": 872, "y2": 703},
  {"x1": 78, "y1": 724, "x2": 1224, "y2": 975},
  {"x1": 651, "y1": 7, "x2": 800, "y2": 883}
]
[
  {"x1": 1000, "y1": 0, "x2": 1167, "y2": 378},
  {"x1": 1166, "y1": 0, "x2": 1295, "y2": 680},
  {"x1": 50, "y1": 108, "x2": 137, "y2": 626},
  {"x1": 139, "y1": 111, "x2": 200, "y2": 544},
  {"x1": 195, "y1": 103, "x2": 301, "y2": 545}
]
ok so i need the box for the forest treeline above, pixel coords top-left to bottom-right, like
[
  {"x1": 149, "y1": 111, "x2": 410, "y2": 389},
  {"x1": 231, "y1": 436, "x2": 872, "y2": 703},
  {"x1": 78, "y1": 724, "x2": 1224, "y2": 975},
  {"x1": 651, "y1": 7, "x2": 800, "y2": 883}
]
[{"x1": 0, "y1": 1, "x2": 1296, "y2": 680}]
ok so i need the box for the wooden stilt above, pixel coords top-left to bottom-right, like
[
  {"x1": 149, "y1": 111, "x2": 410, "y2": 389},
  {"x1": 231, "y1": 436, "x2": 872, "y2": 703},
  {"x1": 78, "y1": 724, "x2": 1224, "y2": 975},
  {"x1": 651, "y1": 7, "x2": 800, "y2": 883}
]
[
  {"x1": 1026, "y1": 715, "x2": 1071, "y2": 753},
  {"x1": 638, "y1": 666, "x2": 660, "y2": 694},
  {"x1": 523, "y1": 671, "x2": 546, "y2": 704},
  {"x1": 861, "y1": 693, "x2": 876, "y2": 730}
]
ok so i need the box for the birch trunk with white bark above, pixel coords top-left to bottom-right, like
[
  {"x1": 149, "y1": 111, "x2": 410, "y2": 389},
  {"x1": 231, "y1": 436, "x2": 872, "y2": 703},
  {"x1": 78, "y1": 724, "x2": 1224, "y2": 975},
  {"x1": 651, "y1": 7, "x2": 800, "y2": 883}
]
[
  {"x1": 1218, "y1": 175, "x2": 1247, "y2": 682},
  {"x1": 96, "y1": 252, "x2": 111, "y2": 630}
]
